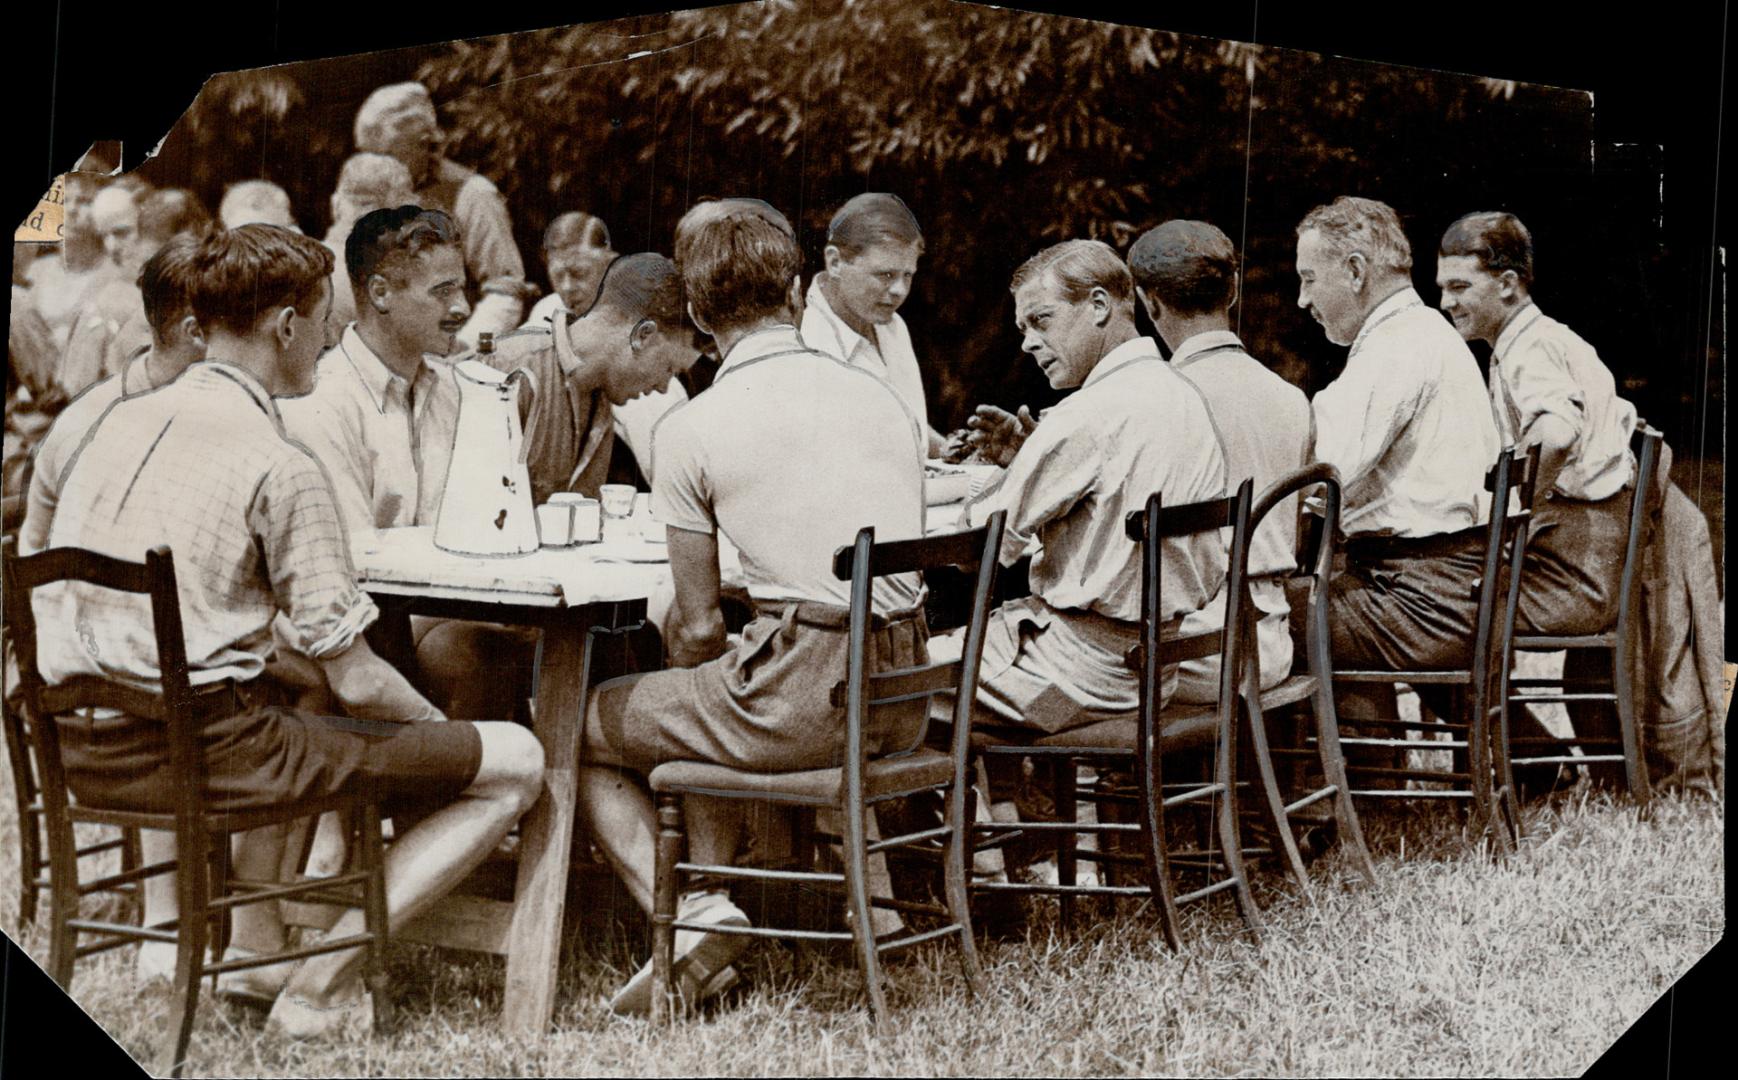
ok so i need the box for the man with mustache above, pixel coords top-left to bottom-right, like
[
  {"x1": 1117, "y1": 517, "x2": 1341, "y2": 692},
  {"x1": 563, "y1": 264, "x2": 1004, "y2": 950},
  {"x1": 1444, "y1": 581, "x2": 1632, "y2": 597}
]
[{"x1": 1293, "y1": 197, "x2": 1499, "y2": 735}]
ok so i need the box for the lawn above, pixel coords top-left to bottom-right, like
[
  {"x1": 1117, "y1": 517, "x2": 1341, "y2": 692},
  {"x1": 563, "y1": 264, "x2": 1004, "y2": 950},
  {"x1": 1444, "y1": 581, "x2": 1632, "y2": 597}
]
[{"x1": 0, "y1": 724, "x2": 1723, "y2": 1078}]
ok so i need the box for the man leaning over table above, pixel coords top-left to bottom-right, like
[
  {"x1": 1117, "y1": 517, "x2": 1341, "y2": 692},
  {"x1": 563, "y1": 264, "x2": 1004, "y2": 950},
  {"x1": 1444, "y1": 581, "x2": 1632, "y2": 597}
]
[
  {"x1": 575, "y1": 198, "x2": 931, "y2": 1016},
  {"x1": 33, "y1": 223, "x2": 543, "y2": 1042},
  {"x1": 1292, "y1": 196, "x2": 1500, "y2": 751},
  {"x1": 1128, "y1": 219, "x2": 1312, "y2": 704}
]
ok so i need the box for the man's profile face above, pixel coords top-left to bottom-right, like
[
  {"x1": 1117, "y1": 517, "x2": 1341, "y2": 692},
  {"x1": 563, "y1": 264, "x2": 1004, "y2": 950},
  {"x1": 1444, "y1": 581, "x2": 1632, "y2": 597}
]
[
  {"x1": 1294, "y1": 228, "x2": 1363, "y2": 347},
  {"x1": 1013, "y1": 271, "x2": 1101, "y2": 390},
  {"x1": 91, "y1": 189, "x2": 148, "y2": 275},
  {"x1": 63, "y1": 177, "x2": 100, "y2": 242},
  {"x1": 827, "y1": 240, "x2": 920, "y2": 330},
  {"x1": 1435, "y1": 254, "x2": 1509, "y2": 345},
  {"x1": 378, "y1": 245, "x2": 469, "y2": 357},
  {"x1": 547, "y1": 246, "x2": 613, "y2": 314},
  {"x1": 605, "y1": 322, "x2": 702, "y2": 406}
]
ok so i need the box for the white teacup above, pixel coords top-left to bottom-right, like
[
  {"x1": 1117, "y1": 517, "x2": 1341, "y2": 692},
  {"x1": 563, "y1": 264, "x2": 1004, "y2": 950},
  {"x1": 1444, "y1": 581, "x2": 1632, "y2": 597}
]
[
  {"x1": 549, "y1": 492, "x2": 602, "y2": 543},
  {"x1": 600, "y1": 484, "x2": 636, "y2": 519}
]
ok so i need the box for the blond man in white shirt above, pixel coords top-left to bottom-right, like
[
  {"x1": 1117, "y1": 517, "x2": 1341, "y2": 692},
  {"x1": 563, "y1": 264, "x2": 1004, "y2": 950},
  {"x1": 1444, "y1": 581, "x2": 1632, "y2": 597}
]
[
  {"x1": 801, "y1": 192, "x2": 946, "y2": 455},
  {"x1": 1294, "y1": 196, "x2": 1500, "y2": 681}
]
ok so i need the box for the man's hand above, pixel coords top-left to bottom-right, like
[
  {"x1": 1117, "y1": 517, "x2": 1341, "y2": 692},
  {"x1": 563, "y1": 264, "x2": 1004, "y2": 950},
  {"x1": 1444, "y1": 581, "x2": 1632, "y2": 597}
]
[{"x1": 964, "y1": 404, "x2": 1036, "y2": 467}]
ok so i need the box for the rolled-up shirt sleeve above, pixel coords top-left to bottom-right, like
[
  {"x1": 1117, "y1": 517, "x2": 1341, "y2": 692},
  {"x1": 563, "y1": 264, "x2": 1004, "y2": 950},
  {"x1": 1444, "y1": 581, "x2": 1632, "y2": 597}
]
[
  {"x1": 1503, "y1": 337, "x2": 1587, "y2": 444},
  {"x1": 649, "y1": 409, "x2": 715, "y2": 535},
  {"x1": 251, "y1": 454, "x2": 378, "y2": 660},
  {"x1": 1309, "y1": 350, "x2": 1419, "y2": 488},
  {"x1": 968, "y1": 420, "x2": 1104, "y2": 567}
]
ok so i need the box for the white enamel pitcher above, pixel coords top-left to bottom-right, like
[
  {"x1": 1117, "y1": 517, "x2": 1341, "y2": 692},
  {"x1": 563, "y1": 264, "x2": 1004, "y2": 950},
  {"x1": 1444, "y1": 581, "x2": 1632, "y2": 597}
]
[{"x1": 433, "y1": 359, "x2": 542, "y2": 555}]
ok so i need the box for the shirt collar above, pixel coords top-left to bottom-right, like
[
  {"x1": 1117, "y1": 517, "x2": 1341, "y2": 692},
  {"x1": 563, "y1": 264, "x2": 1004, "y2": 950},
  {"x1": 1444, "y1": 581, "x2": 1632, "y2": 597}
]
[
  {"x1": 1082, "y1": 336, "x2": 1163, "y2": 389},
  {"x1": 193, "y1": 360, "x2": 280, "y2": 419},
  {"x1": 1492, "y1": 302, "x2": 1543, "y2": 361},
  {"x1": 119, "y1": 345, "x2": 155, "y2": 396},
  {"x1": 716, "y1": 324, "x2": 806, "y2": 378},
  {"x1": 1169, "y1": 329, "x2": 1244, "y2": 369},
  {"x1": 337, "y1": 323, "x2": 431, "y2": 413},
  {"x1": 1349, "y1": 286, "x2": 1423, "y2": 354},
  {"x1": 803, "y1": 275, "x2": 871, "y2": 361}
]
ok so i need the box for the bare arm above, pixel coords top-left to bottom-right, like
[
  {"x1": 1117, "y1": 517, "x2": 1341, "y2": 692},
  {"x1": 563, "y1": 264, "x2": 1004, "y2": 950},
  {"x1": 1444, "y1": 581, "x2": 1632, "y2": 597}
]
[
  {"x1": 318, "y1": 637, "x2": 447, "y2": 724},
  {"x1": 665, "y1": 525, "x2": 729, "y2": 668}
]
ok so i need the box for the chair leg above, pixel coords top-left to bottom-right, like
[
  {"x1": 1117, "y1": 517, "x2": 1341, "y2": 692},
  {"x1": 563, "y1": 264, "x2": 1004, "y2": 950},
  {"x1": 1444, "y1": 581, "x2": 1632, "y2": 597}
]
[
  {"x1": 358, "y1": 800, "x2": 392, "y2": 1034},
  {"x1": 159, "y1": 831, "x2": 210, "y2": 1078},
  {"x1": 1308, "y1": 674, "x2": 1378, "y2": 884},
  {"x1": 650, "y1": 793, "x2": 683, "y2": 1027},
  {"x1": 18, "y1": 806, "x2": 41, "y2": 926},
  {"x1": 1051, "y1": 758, "x2": 1078, "y2": 931},
  {"x1": 941, "y1": 779, "x2": 983, "y2": 995},
  {"x1": 1610, "y1": 641, "x2": 1651, "y2": 801},
  {"x1": 1215, "y1": 704, "x2": 1262, "y2": 937},
  {"x1": 1137, "y1": 743, "x2": 1184, "y2": 952},
  {"x1": 843, "y1": 801, "x2": 890, "y2": 1035},
  {"x1": 1242, "y1": 693, "x2": 1312, "y2": 897}
]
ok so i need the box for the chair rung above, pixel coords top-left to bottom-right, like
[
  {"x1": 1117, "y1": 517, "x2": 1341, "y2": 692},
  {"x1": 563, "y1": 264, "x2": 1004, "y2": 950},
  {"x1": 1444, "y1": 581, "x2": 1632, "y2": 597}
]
[
  {"x1": 67, "y1": 918, "x2": 179, "y2": 943},
  {"x1": 675, "y1": 861, "x2": 845, "y2": 884},
  {"x1": 970, "y1": 880, "x2": 1151, "y2": 896},
  {"x1": 77, "y1": 859, "x2": 176, "y2": 896},
  {"x1": 1267, "y1": 747, "x2": 1317, "y2": 757},
  {"x1": 1162, "y1": 784, "x2": 1226, "y2": 808},
  {"x1": 667, "y1": 920, "x2": 850, "y2": 942},
  {"x1": 1514, "y1": 635, "x2": 1614, "y2": 649},
  {"x1": 1512, "y1": 755, "x2": 1626, "y2": 766},
  {"x1": 1350, "y1": 789, "x2": 1473, "y2": 798},
  {"x1": 1175, "y1": 877, "x2": 1240, "y2": 905},
  {"x1": 211, "y1": 871, "x2": 372, "y2": 910},
  {"x1": 1336, "y1": 671, "x2": 1471, "y2": 686},
  {"x1": 866, "y1": 825, "x2": 950, "y2": 854},
  {"x1": 1341, "y1": 737, "x2": 1469, "y2": 749},
  {"x1": 74, "y1": 837, "x2": 127, "y2": 859},
  {"x1": 974, "y1": 820, "x2": 1140, "y2": 833},
  {"x1": 1077, "y1": 849, "x2": 1145, "y2": 867},
  {"x1": 1345, "y1": 717, "x2": 1471, "y2": 734},
  {"x1": 875, "y1": 924, "x2": 966, "y2": 953},
  {"x1": 1506, "y1": 693, "x2": 1617, "y2": 704},
  {"x1": 199, "y1": 931, "x2": 379, "y2": 975},
  {"x1": 1284, "y1": 787, "x2": 1337, "y2": 814},
  {"x1": 1510, "y1": 738, "x2": 1620, "y2": 750},
  {"x1": 1507, "y1": 677, "x2": 1614, "y2": 690}
]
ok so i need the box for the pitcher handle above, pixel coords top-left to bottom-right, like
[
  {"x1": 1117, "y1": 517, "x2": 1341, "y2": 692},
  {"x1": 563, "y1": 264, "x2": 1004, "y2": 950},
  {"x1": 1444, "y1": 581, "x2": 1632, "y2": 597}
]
[{"x1": 504, "y1": 366, "x2": 540, "y2": 466}]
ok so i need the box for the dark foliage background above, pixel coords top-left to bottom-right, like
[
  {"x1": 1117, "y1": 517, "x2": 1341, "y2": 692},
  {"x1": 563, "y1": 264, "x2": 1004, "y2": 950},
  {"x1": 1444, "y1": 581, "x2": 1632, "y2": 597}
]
[{"x1": 117, "y1": 0, "x2": 1710, "y2": 446}]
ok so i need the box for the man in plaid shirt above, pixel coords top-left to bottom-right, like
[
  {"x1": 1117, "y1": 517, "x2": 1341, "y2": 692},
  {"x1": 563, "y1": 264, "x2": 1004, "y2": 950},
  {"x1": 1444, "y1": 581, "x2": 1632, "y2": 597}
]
[{"x1": 35, "y1": 224, "x2": 545, "y2": 1041}]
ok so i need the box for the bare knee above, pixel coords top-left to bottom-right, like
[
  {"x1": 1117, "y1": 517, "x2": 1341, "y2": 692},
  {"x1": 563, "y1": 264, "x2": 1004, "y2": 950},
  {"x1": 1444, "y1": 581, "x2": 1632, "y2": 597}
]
[{"x1": 470, "y1": 721, "x2": 546, "y2": 815}]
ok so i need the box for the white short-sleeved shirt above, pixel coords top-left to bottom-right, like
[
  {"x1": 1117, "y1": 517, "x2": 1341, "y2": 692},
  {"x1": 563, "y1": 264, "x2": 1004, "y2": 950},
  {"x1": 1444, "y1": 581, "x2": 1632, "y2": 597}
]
[
  {"x1": 800, "y1": 276, "x2": 930, "y2": 431},
  {"x1": 1310, "y1": 288, "x2": 1500, "y2": 537},
  {"x1": 966, "y1": 337, "x2": 1229, "y2": 625},
  {"x1": 1490, "y1": 303, "x2": 1635, "y2": 502},
  {"x1": 651, "y1": 325, "x2": 926, "y2": 613}
]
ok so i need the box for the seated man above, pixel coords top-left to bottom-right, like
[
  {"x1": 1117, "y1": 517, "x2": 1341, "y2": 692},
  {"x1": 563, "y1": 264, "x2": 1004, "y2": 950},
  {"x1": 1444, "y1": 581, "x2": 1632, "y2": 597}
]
[
  {"x1": 576, "y1": 199, "x2": 930, "y2": 1014},
  {"x1": 1293, "y1": 197, "x2": 1500, "y2": 752},
  {"x1": 960, "y1": 239, "x2": 1228, "y2": 731},
  {"x1": 523, "y1": 210, "x2": 615, "y2": 326},
  {"x1": 33, "y1": 223, "x2": 543, "y2": 1041},
  {"x1": 353, "y1": 82, "x2": 528, "y2": 347},
  {"x1": 320, "y1": 153, "x2": 416, "y2": 345},
  {"x1": 1129, "y1": 220, "x2": 1311, "y2": 702}
]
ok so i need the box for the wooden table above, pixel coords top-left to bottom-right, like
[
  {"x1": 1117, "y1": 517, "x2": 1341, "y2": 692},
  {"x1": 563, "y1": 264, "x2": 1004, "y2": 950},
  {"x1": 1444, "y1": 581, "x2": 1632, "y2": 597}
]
[
  {"x1": 345, "y1": 495, "x2": 977, "y2": 1032},
  {"x1": 350, "y1": 525, "x2": 671, "y2": 1035}
]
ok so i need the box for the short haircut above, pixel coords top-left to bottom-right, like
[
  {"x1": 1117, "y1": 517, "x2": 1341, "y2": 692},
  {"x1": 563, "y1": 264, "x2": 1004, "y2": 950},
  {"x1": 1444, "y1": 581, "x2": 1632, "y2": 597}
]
[
  {"x1": 1439, "y1": 211, "x2": 1535, "y2": 286},
  {"x1": 826, "y1": 192, "x2": 924, "y2": 258},
  {"x1": 1295, "y1": 196, "x2": 1413, "y2": 275},
  {"x1": 219, "y1": 180, "x2": 298, "y2": 231},
  {"x1": 354, "y1": 82, "x2": 438, "y2": 151},
  {"x1": 676, "y1": 200, "x2": 801, "y2": 333},
  {"x1": 543, "y1": 211, "x2": 611, "y2": 254},
  {"x1": 186, "y1": 225, "x2": 333, "y2": 338},
  {"x1": 137, "y1": 188, "x2": 211, "y2": 246},
  {"x1": 1127, "y1": 220, "x2": 1239, "y2": 316},
  {"x1": 674, "y1": 197, "x2": 794, "y2": 271},
  {"x1": 1009, "y1": 239, "x2": 1134, "y2": 308},
  {"x1": 591, "y1": 252, "x2": 691, "y2": 332},
  {"x1": 345, "y1": 206, "x2": 460, "y2": 290},
  {"x1": 136, "y1": 232, "x2": 204, "y2": 340},
  {"x1": 335, "y1": 153, "x2": 414, "y2": 205}
]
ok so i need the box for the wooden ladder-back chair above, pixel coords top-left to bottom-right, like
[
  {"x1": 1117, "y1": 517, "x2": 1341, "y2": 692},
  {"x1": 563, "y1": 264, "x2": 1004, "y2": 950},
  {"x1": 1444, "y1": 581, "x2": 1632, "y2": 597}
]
[
  {"x1": 1331, "y1": 446, "x2": 1539, "y2": 851},
  {"x1": 2, "y1": 537, "x2": 392, "y2": 1076},
  {"x1": 968, "y1": 480, "x2": 1264, "y2": 950},
  {"x1": 1503, "y1": 424, "x2": 1662, "y2": 799},
  {"x1": 1241, "y1": 463, "x2": 1379, "y2": 885},
  {"x1": 645, "y1": 512, "x2": 1006, "y2": 1031}
]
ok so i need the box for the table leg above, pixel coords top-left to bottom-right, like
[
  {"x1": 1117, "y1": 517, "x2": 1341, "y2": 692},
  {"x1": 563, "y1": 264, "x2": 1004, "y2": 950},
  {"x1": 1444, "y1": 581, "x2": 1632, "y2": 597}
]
[{"x1": 500, "y1": 611, "x2": 588, "y2": 1033}]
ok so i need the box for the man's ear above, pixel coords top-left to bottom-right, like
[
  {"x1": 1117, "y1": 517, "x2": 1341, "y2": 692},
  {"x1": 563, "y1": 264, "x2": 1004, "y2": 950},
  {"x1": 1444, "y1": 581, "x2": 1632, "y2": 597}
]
[
  {"x1": 630, "y1": 318, "x2": 658, "y2": 351},
  {"x1": 273, "y1": 305, "x2": 298, "y2": 349},
  {"x1": 366, "y1": 273, "x2": 391, "y2": 313},
  {"x1": 686, "y1": 301, "x2": 712, "y2": 338},
  {"x1": 1089, "y1": 285, "x2": 1113, "y2": 326},
  {"x1": 1345, "y1": 251, "x2": 1369, "y2": 291},
  {"x1": 788, "y1": 275, "x2": 805, "y2": 323},
  {"x1": 1227, "y1": 275, "x2": 1241, "y2": 310},
  {"x1": 823, "y1": 244, "x2": 843, "y2": 276},
  {"x1": 1136, "y1": 286, "x2": 1161, "y2": 325},
  {"x1": 1498, "y1": 269, "x2": 1521, "y2": 300},
  {"x1": 179, "y1": 313, "x2": 206, "y2": 349}
]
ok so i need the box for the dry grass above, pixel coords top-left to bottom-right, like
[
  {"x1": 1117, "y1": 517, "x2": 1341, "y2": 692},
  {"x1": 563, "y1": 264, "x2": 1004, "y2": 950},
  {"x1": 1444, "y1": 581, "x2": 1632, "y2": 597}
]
[{"x1": 0, "y1": 742, "x2": 1722, "y2": 1077}]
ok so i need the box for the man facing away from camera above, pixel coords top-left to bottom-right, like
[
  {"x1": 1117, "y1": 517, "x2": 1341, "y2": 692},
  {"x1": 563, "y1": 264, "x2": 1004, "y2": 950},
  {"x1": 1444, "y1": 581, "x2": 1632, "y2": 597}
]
[
  {"x1": 31, "y1": 223, "x2": 543, "y2": 1041},
  {"x1": 575, "y1": 198, "x2": 931, "y2": 1016},
  {"x1": 1128, "y1": 219, "x2": 1312, "y2": 703}
]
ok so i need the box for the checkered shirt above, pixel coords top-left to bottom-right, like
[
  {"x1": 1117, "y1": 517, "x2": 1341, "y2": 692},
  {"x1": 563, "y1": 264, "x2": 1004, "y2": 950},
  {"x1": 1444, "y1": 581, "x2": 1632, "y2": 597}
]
[{"x1": 33, "y1": 361, "x2": 378, "y2": 693}]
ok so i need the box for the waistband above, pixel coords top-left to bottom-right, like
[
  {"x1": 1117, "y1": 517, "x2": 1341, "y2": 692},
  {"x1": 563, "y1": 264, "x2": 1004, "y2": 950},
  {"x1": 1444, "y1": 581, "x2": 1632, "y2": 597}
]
[
  {"x1": 752, "y1": 599, "x2": 927, "y2": 632},
  {"x1": 1013, "y1": 594, "x2": 1150, "y2": 644},
  {"x1": 1344, "y1": 525, "x2": 1484, "y2": 564}
]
